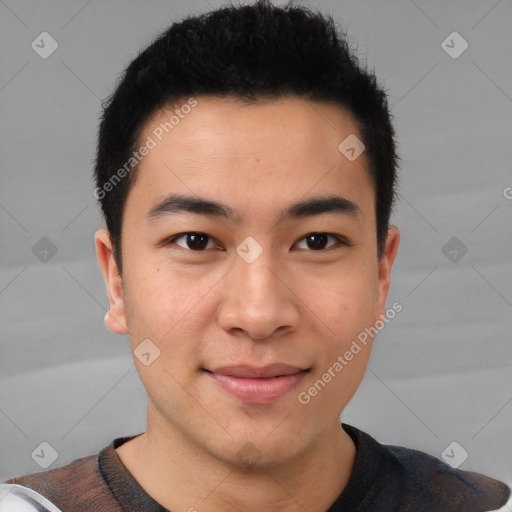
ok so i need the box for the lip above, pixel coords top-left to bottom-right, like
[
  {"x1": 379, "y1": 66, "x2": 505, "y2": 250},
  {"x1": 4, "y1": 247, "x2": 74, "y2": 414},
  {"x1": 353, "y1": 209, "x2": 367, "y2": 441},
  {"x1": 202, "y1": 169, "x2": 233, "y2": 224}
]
[
  {"x1": 204, "y1": 364, "x2": 309, "y2": 404},
  {"x1": 209, "y1": 363, "x2": 306, "y2": 379}
]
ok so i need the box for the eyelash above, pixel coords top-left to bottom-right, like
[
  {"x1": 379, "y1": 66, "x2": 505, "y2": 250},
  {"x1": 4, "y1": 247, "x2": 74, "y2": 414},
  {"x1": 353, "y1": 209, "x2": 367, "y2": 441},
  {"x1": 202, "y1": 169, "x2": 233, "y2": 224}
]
[{"x1": 164, "y1": 232, "x2": 349, "y2": 252}]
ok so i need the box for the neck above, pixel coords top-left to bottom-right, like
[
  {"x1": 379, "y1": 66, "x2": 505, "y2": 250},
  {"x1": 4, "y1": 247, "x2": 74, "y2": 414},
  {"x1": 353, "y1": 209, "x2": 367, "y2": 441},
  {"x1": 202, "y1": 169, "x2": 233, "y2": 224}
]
[{"x1": 116, "y1": 405, "x2": 356, "y2": 512}]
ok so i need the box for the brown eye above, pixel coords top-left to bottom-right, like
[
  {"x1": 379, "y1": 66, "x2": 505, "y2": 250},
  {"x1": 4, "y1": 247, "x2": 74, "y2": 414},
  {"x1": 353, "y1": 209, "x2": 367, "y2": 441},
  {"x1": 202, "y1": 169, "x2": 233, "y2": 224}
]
[
  {"x1": 294, "y1": 233, "x2": 346, "y2": 251},
  {"x1": 167, "y1": 232, "x2": 215, "y2": 251}
]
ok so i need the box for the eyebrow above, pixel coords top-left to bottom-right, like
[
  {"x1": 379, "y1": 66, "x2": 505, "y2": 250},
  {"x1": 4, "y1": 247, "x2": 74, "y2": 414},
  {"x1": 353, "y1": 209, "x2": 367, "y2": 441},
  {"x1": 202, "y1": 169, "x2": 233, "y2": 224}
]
[{"x1": 145, "y1": 193, "x2": 362, "y2": 224}]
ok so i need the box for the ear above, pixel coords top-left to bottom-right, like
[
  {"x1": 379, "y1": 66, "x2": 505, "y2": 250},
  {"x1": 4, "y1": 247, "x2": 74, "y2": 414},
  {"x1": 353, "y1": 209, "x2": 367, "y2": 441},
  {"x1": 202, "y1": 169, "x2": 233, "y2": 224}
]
[
  {"x1": 375, "y1": 225, "x2": 400, "y2": 322},
  {"x1": 94, "y1": 229, "x2": 129, "y2": 335}
]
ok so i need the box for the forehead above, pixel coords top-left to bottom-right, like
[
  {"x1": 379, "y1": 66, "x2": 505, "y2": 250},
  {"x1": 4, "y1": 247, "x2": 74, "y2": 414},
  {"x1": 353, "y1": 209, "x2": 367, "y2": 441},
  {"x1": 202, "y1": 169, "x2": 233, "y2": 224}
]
[
  {"x1": 141, "y1": 95, "x2": 364, "y2": 161},
  {"x1": 126, "y1": 95, "x2": 374, "y2": 225}
]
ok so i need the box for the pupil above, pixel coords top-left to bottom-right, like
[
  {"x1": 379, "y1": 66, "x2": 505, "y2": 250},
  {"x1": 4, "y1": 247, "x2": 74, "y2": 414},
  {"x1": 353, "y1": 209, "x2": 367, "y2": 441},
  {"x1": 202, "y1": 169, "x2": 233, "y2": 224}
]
[
  {"x1": 188, "y1": 233, "x2": 208, "y2": 250},
  {"x1": 307, "y1": 234, "x2": 327, "y2": 250}
]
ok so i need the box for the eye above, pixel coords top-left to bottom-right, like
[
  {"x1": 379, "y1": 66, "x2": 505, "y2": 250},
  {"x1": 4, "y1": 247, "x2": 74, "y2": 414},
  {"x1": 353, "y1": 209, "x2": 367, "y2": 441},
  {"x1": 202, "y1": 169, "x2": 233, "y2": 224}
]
[
  {"x1": 166, "y1": 232, "x2": 218, "y2": 251},
  {"x1": 164, "y1": 231, "x2": 348, "y2": 252},
  {"x1": 293, "y1": 233, "x2": 347, "y2": 251}
]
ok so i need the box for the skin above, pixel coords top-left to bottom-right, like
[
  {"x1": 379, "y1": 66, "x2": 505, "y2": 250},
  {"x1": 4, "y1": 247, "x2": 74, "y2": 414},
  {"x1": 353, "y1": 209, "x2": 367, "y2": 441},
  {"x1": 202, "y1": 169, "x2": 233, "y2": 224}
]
[{"x1": 95, "y1": 95, "x2": 400, "y2": 512}]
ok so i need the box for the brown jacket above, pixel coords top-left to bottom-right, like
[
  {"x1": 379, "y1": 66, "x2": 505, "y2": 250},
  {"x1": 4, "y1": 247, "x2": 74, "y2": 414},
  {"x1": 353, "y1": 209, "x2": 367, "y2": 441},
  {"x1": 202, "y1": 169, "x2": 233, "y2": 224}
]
[{"x1": 5, "y1": 443, "x2": 126, "y2": 511}]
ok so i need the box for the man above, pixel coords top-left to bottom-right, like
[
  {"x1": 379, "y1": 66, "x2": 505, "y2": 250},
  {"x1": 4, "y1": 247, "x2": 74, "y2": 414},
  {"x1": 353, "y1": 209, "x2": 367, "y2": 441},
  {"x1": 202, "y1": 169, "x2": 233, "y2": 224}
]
[{"x1": 2, "y1": 1, "x2": 510, "y2": 510}]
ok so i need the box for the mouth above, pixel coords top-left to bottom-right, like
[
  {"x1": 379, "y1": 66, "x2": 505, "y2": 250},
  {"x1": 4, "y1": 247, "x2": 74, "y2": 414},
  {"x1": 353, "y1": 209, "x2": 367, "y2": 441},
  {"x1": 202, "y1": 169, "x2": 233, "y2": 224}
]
[{"x1": 202, "y1": 364, "x2": 310, "y2": 404}]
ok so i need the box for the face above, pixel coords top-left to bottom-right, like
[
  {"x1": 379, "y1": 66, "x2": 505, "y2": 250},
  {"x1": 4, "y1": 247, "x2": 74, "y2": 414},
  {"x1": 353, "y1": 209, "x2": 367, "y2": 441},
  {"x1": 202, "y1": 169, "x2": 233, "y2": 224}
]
[{"x1": 95, "y1": 96, "x2": 399, "y2": 468}]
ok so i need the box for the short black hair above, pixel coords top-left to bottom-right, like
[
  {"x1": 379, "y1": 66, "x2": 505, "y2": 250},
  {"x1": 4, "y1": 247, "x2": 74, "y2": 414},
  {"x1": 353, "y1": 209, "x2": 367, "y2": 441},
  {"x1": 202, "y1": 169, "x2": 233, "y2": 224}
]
[{"x1": 93, "y1": 0, "x2": 399, "y2": 273}]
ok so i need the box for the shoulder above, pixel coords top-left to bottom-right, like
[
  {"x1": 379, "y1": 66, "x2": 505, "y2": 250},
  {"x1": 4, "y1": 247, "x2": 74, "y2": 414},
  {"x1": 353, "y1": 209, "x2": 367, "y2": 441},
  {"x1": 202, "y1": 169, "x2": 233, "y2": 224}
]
[
  {"x1": 2, "y1": 433, "x2": 145, "y2": 512},
  {"x1": 343, "y1": 424, "x2": 510, "y2": 512},
  {"x1": 1, "y1": 450, "x2": 115, "y2": 511},
  {"x1": 385, "y1": 442, "x2": 511, "y2": 511},
  {"x1": 3, "y1": 451, "x2": 99, "y2": 489}
]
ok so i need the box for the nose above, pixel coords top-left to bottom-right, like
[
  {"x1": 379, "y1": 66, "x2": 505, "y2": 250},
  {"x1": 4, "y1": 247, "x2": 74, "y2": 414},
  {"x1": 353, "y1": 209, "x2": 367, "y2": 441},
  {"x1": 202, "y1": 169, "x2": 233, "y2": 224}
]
[{"x1": 217, "y1": 249, "x2": 300, "y2": 341}]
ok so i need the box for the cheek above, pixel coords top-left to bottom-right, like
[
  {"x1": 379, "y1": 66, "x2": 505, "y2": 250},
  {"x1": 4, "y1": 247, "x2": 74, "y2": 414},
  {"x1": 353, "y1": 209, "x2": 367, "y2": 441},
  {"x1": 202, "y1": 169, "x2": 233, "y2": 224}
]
[
  {"x1": 297, "y1": 326, "x2": 373, "y2": 418},
  {"x1": 122, "y1": 261, "x2": 219, "y2": 362},
  {"x1": 297, "y1": 278, "x2": 376, "y2": 415},
  {"x1": 298, "y1": 264, "x2": 378, "y2": 342},
  {"x1": 125, "y1": 260, "x2": 189, "y2": 322}
]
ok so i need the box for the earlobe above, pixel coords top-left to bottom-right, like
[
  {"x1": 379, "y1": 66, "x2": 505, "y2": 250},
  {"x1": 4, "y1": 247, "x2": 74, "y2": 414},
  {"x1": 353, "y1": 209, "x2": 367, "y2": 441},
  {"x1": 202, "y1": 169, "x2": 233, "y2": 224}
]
[
  {"x1": 104, "y1": 309, "x2": 129, "y2": 335},
  {"x1": 94, "y1": 229, "x2": 129, "y2": 335}
]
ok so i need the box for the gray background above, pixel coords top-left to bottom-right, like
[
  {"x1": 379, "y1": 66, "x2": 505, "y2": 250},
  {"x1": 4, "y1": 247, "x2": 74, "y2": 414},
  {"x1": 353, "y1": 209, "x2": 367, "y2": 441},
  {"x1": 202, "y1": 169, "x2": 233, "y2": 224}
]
[{"x1": 1, "y1": 0, "x2": 511, "y2": 492}]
